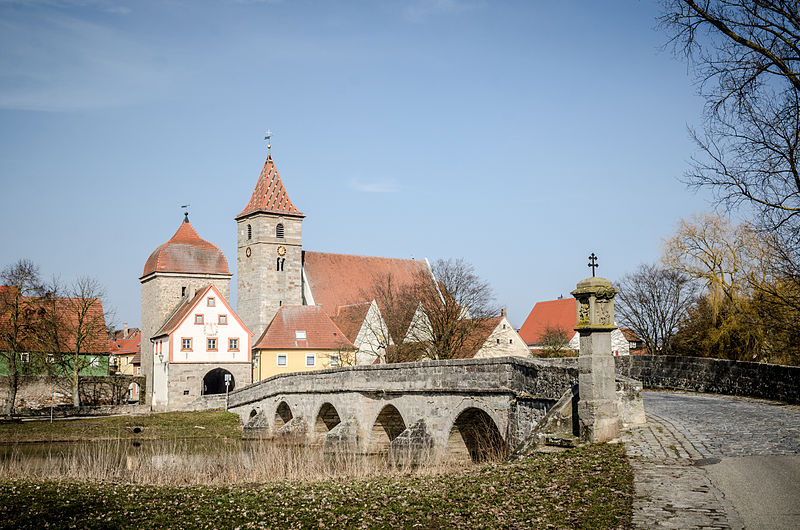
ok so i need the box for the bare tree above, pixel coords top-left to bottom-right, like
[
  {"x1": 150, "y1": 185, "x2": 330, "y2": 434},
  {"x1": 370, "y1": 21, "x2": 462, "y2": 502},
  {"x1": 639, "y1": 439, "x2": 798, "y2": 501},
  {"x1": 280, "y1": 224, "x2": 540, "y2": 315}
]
[
  {"x1": 0, "y1": 260, "x2": 42, "y2": 417},
  {"x1": 406, "y1": 258, "x2": 499, "y2": 360},
  {"x1": 360, "y1": 272, "x2": 422, "y2": 363},
  {"x1": 57, "y1": 277, "x2": 112, "y2": 407},
  {"x1": 660, "y1": 1, "x2": 800, "y2": 276},
  {"x1": 538, "y1": 325, "x2": 575, "y2": 358},
  {"x1": 616, "y1": 263, "x2": 699, "y2": 355}
]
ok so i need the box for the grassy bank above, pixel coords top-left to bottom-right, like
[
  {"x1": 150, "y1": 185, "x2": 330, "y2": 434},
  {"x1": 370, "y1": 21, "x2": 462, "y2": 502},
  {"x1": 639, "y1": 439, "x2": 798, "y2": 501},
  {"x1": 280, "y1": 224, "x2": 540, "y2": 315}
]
[
  {"x1": 0, "y1": 443, "x2": 632, "y2": 529},
  {"x1": 0, "y1": 410, "x2": 241, "y2": 443}
]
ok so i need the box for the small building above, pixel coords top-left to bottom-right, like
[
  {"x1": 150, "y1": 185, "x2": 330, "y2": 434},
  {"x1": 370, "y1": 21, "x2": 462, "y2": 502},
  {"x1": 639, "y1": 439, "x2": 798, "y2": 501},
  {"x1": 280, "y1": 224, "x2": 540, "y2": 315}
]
[
  {"x1": 621, "y1": 327, "x2": 646, "y2": 354},
  {"x1": 518, "y1": 297, "x2": 630, "y2": 356},
  {"x1": 109, "y1": 327, "x2": 141, "y2": 375},
  {"x1": 150, "y1": 284, "x2": 252, "y2": 411},
  {"x1": 252, "y1": 305, "x2": 355, "y2": 381}
]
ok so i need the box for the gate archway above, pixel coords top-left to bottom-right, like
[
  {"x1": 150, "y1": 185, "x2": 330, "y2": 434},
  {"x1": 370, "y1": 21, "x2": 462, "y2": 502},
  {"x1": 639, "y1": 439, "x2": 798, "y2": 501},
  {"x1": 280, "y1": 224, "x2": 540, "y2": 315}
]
[{"x1": 203, "y1": 368, "x2": 234, "y2": 395}]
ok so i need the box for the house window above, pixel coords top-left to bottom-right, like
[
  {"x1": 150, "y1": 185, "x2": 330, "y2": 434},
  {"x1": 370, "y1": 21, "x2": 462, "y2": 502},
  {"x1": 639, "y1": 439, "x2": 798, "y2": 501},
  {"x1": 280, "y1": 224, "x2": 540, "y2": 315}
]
[
  {"x1": 195, "y1": 314, "x2": 204, "y2": 325},
  {"x1": 277, "y1": 354, "x2": 287, "y2": 367},
  {"x1": 276, "y1": 223, "x2": 284, "y2": 238},
  {"x1": 207, "y1": 338, "x2": 218, "y2": 351},
  {"x1": 509, "y1": 339, "x2": 513, "y2": 344},
  {"x1": 219, "y1": 314, "x2": 227, "y2": 325},
  {"x1": 181, "y1": 338, "x2": 192, "y2": 351},
  {"x1": 89, "y1": 357, "x2": 100, "y2": 367},
  {"x1": 184, "y1": 390, "x2": 189, "y2": 395},
  {"x1": 247, "y1": 224, "x2": 252, "y2": 240},
  {"x1": 503, "y1": 324, "x2": 507, "y2": 329},
  {"x1": 46, "y1": 353, "x2": 55, "y2": 363},
  {"x1": 207, "y1": 297, "x2": 215, "y2": 307},
  {"x1": 496, "y1": 338, "x2": 500, "y2": 344},
  {"x1": 229, "y1": 338, "x2": 239, "y2": 351},
  {"x1": 305, "y1": 354, "x2": 316, "y2": 367},
  {"x1": 19, "y1": 352, "x2": 30, "y2": 363},
  {"x1": 329, "y1": 353, "x2": 340, "y2": 367},
  {"x1": 295, "y1": 330, "x2": 306, "y2": 340},
  {"x1": 629, "y1": 341, "x2": 638, "y2": 349},
  {"x1": 136, "y1": 367, "x2": 141, "y2": 375}
]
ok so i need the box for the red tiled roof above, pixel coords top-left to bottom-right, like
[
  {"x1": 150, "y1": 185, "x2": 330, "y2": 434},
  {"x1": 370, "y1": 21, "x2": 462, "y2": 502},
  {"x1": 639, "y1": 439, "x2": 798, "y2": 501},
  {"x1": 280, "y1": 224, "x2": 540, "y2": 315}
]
[
  {"x1": 141, "y1": 219, "x2": 230, "y2": 279},
  {"x1": 0, "y1": 289, "x2": 109, "y2": 354},
  {"x1": 620, "y1": 327, "x2": 641, "y2": 342},
  {"x1": 450, "y1": 317, "x2": 503, "y2": 359},
  {"x1": 332, "y1": 302, "x2": 371, "y2": 343},
  {"x1": 236, "y1": 155, "x2": 304, "y2": 220},
  {"x1": 302, "y1": 251, "x2": 431, "y2": 317},
  {"x1": 518, "y1": 298, "x2": 577, "y2": 346},
  {"x1": 153, "y1": 285, "x2": 210, "y2": 338},
  {"x1": 110, "y1": 330, "x2": 141, "y2": 356},
  {"x1": 254, "y1": 305, "x2": 355, "y2": 350}
]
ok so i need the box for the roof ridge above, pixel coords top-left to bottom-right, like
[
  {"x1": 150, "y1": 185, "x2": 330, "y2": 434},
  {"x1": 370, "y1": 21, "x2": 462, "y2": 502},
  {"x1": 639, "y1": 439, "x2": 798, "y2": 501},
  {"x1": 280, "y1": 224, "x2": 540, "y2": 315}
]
[{"x1": 303, "y1": 250, "x2": 423, "y2": 262}]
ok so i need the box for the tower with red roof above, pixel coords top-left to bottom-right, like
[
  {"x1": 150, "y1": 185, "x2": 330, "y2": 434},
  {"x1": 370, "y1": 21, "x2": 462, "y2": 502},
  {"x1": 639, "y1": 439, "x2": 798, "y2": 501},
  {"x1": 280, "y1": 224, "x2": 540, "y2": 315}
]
[{"x1": 235, "y1": 154, "x2": 305, "y2": 340}]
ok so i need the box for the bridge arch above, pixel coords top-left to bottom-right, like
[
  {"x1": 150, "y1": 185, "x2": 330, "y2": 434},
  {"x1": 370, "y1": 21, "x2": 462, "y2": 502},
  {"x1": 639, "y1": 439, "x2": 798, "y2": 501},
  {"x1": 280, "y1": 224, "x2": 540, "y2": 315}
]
[
  {"x1": 314, "y1": 402, "x2": 341, "y2": 440},
  {"x1": 274, "y1": 401, "x2": 293, "y2": 429},
  {"x1": 368, "y1": 404, "x2": 407, "y2": 454},
  {"x1": 446, "y1": 407, "x2": 506, "y2": 463}
]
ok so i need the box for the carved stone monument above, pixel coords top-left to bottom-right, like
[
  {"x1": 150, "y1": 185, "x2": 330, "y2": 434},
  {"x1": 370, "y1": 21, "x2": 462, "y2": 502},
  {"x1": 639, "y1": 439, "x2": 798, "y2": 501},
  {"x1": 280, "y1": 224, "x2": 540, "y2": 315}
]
[{"x1": 571, "y1": 275, "x2": 620, "y2": 443}]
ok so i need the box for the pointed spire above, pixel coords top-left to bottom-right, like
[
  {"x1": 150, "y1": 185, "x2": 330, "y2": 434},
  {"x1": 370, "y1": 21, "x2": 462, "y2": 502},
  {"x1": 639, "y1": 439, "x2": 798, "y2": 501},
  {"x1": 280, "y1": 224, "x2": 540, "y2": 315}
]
[{"x1": 236, "y1": 154, "x2": 304, "y2": 220}]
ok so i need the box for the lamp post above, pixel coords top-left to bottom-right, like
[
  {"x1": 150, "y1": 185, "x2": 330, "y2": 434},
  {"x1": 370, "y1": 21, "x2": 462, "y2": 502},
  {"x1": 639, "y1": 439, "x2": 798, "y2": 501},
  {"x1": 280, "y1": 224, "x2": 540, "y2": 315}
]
[{"x1": 224, "y1": 373, "x2": 231, "y2": 411}]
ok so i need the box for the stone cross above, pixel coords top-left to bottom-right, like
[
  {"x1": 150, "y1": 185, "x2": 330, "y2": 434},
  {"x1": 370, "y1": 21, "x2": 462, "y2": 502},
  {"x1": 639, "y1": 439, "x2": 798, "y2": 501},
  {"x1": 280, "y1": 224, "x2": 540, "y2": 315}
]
[{"x1": 571, "y1": 276, "x2": 620, "y2": 443}]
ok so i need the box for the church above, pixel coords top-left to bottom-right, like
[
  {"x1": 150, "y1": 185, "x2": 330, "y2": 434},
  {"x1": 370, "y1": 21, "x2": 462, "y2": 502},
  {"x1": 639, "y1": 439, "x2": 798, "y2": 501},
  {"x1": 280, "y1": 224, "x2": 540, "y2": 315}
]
[{"x1": 140, "y1": 151, "x2": 528, "y2": 411}]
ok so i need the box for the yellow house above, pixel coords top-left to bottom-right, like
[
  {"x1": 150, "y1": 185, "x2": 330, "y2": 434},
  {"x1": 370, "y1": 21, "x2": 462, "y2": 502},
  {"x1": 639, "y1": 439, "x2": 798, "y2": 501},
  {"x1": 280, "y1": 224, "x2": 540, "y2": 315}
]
[
  {"x1": 252, "y1": 305, "x2": 356, "y2": 381},
  {"x1": 109, "y1": 330, "x2": 141, "y2": 375}
]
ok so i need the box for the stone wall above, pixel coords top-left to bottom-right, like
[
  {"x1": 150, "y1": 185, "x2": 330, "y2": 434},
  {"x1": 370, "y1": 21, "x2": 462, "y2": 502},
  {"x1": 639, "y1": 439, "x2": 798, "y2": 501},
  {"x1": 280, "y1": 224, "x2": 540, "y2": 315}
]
[
  {"x1": 0, "y1": 375, "x2": 145, "y2": 412},
  {"x1": 615, "y1": 355, "x2": 800, "y2": 404}
]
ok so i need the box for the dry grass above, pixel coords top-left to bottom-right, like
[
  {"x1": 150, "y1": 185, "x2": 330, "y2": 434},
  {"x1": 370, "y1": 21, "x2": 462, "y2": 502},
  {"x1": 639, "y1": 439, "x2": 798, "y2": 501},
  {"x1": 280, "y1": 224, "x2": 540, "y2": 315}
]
[{"x1": 0, "y1": 438, "x2": 465, "y2": 485}]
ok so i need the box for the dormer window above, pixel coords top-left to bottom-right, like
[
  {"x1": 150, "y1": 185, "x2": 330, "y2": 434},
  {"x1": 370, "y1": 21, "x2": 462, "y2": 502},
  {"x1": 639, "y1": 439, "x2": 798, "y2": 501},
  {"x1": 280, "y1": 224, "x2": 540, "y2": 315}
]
[
  {"x1": 295, "y1": 330, "x2": 307, "y2": 340},
  {"x1": 247, "y1": 224, "x2": 252, "y2": 240},
  {"x1": 276, "y1": 223, "x2": 284, "y2": 238}
]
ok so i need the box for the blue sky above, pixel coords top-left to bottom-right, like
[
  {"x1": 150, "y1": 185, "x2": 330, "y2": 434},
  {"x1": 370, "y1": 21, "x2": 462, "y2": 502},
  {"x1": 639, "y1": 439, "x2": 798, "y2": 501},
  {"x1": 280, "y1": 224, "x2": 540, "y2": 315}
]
[{"x1": 0, "y1": 0, "x2": 712, "y2": 329}]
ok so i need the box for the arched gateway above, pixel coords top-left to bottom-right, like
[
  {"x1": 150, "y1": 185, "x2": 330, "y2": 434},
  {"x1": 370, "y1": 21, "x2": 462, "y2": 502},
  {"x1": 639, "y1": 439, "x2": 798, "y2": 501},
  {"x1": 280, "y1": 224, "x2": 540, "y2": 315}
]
[{"x1": 203, "y1": 368, "x2": 235, "y2": 395}]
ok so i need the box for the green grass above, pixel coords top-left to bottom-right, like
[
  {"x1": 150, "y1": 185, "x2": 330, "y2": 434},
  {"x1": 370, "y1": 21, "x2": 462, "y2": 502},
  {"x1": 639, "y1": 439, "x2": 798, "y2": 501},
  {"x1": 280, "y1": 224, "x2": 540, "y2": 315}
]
[
  {"x1": 0, "y1": 411, "x2": 242, "y2": 443},
  {"x1": 0, "y1": 443, "x2": 633, "y2": 529}
]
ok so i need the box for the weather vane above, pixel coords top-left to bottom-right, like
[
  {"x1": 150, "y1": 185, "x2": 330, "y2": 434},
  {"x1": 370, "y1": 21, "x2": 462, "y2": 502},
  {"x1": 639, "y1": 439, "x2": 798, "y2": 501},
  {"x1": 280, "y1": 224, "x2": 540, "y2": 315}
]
[
  {"x1": 265, "y1": 129, "x2": 272, "y2": 154},
  {"x1": 588, "y1": 253, "x2": 598, "y2": 276},
  {"x1": 181, "y1": 204, "x2": 190, "y2": 222}
]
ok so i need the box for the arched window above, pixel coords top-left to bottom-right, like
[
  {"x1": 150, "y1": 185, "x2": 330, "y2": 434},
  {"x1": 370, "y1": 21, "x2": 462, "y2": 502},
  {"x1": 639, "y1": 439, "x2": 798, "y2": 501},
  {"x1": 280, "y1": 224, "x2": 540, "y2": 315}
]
[
  {"x1": 276, "y1": 223, "x2": 284, "y2": 238},
  {"x1": 247, "y1": 224, "x2": 252, "y2": 240},
  {"x1": 276, "y1": 257, "x2": 281, "y2": 271}
]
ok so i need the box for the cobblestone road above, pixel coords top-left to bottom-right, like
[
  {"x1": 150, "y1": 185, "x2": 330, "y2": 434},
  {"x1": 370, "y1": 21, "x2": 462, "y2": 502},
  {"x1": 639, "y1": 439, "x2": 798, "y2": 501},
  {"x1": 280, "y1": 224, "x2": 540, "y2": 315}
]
[{"x1": 623, "y1": 391, "x2": 800, "y2": 529}]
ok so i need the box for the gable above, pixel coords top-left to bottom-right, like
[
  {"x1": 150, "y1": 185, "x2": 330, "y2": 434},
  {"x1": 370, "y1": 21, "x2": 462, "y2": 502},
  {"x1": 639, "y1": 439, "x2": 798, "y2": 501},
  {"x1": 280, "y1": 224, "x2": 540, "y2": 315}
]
[{"x1": 518, "y1": 298, "x2": 577, "y2": 346}]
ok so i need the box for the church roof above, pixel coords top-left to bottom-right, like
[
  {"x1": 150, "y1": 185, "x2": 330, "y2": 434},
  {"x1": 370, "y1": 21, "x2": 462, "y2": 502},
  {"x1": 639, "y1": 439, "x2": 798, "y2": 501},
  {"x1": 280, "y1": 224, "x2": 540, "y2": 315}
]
[
  {"x1": 236, "y1": 155, "x2": 304, "y2": 220},
  {"x1": 332, "y1": 302, "x2": 372, "y2": 343},
  {"x1": 141, "y1": 218, "x2": 231, "y2": 279},
  {"x1": 302, "y1": 251, "x2": 431, "y2": 317},
  {"x1": 517, "y1": 298, "x2": 577, "y2": 346},
  {"x1": 254, "y1": 305, "x2": 355, "y2": 350}
]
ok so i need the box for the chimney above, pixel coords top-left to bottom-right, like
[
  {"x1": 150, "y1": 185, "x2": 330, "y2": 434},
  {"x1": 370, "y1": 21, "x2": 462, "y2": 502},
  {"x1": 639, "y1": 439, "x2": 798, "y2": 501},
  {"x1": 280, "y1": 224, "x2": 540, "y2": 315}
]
[
  {"x1": 123, "y1": 322, "x2": 128, "y2": 338},
  {"x1": 501, "y1": 308, "x2": 507, "y2": 318}
]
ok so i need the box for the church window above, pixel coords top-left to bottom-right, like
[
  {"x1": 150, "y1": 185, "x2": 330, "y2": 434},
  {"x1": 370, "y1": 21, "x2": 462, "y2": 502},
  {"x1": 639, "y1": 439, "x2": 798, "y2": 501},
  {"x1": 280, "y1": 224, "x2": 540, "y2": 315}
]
[
  {"x1": 277, "y1": 354, "x2": 287, "y2": 367},
  {"x1": 305, "y1": 353, "x2": 316, "y2": 367},
  {"x1": 276, "y1": 223, "x2": 284, "y2": 238},
  {"x1": 509, "y1": 339, "x2": 513, "y2": 344},
  {"x1": 183, "y1": 390, "x2": 190, "y2": 395},
  {"x1": 247, "y1": 224, "x2": 252, "y2": 240},
  {"x1": 195, "y1": 314, "x2": 204, "y2": 325},
  {"x1": 181, "y1": 287, "x2": 187, "y2": 297},
  {"x1": 207, "y1": 338, "x2": 218, "y2": 351},
  {"x1": 229, "y1": 338, "x2": 239, "y2": 351},
  {"x1": 296, "y1": 330, "x2": 307, "y2": 340},
  {"x1": 277, "y1": 258, "x2": 285, "y2": 271},
  {"x1": 207, "y1": 297, "x2": 215, "y2": 307},
  {"x1": 496, "y1": 338, "x2": 500, "y2": 344},
  {"x1": 182, "y1": 338, "x2": 192, "y2": 351},
  {"x1": 219, "y1": 314, "x2": 227, "y2": 325}
]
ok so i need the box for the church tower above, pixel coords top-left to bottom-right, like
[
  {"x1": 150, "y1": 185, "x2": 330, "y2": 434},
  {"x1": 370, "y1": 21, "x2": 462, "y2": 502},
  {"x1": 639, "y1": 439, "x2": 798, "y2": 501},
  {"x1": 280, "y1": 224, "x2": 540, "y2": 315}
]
[{"x1": 235, "y1": 153, "x2": 304, "y2": 339}]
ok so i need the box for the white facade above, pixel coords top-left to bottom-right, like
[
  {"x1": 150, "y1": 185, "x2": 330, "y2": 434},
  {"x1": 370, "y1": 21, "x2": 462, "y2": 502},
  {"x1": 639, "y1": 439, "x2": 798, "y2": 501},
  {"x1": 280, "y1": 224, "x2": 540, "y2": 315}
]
[
  {"x1": 474, "y1": 316, "x2": 531, "y2": 359},
  {"x1": 567, "y1": 327, "x2": 630, "y2": 356}
]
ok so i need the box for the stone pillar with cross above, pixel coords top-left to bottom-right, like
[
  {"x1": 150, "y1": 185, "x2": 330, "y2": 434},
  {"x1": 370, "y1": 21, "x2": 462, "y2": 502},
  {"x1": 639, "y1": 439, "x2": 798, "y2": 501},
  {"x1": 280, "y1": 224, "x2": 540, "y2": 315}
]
[{"x1": 571, "y1": 254, "x2": 620, "y2": 443}]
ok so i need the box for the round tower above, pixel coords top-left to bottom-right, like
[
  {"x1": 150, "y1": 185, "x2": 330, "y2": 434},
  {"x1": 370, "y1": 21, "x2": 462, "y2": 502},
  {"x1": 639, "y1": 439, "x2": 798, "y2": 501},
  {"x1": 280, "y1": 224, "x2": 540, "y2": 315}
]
[{"x1": 139, "y1": 214, "x2": 232, "y2": 405}]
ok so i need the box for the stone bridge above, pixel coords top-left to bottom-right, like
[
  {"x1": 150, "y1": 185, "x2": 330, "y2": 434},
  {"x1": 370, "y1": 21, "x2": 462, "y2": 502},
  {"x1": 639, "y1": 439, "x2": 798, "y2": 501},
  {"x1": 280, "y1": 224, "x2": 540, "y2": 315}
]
[{"x1": 227, "y1": 357, "x2": 643, "y2": 462}]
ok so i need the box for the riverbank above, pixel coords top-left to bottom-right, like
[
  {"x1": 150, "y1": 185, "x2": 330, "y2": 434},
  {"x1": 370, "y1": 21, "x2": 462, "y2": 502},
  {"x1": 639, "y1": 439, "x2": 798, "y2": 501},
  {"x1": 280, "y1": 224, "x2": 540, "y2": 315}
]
[
  {"x1": 0, "y1": 443, "x2": 633, "y2": 529},
  {"x1": 0, "y1": 410, "x2": 241, "y2": 443}
]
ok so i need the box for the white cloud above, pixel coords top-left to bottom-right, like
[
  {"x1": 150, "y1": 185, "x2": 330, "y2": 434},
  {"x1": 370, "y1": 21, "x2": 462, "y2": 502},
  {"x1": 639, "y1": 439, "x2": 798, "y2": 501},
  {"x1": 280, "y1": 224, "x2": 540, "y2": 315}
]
[
  {"x1": 347, "y1": 178, "x2": 400, "y2": 193},
  {"x1": 0, "y1": 13, "x2": 174, "y2": 111},
  {"x1": 403, "y1": 0, "x2": 480, "y2": 22}
]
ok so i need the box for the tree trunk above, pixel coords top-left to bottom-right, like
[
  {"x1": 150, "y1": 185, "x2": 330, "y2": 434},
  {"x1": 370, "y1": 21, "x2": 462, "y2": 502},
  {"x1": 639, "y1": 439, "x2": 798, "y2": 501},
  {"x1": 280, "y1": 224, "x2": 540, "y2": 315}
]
[
  {"x1": 3, "y1": 369, "x2": 19, "y2": 418},
  {"x1": 72, "y1": 358, "x2": 80, "y2": 408}
]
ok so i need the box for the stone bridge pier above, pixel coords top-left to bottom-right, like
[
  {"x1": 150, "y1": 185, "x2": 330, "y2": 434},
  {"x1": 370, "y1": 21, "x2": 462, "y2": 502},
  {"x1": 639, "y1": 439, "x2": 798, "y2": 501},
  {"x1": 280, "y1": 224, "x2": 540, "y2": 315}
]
[{"x1": 227, "y1": 357, "x2": 643, "y2": 461}]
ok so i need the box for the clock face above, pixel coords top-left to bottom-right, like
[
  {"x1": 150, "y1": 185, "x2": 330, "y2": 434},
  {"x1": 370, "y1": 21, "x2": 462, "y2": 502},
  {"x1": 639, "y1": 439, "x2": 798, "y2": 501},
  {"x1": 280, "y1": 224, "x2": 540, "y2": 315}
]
[
  {"x1": 277, "y1": 245, "x2": 287, "y2": 257},
  {"x1": 245, "y1": 247, "x2": 252, "y2": 258}
]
